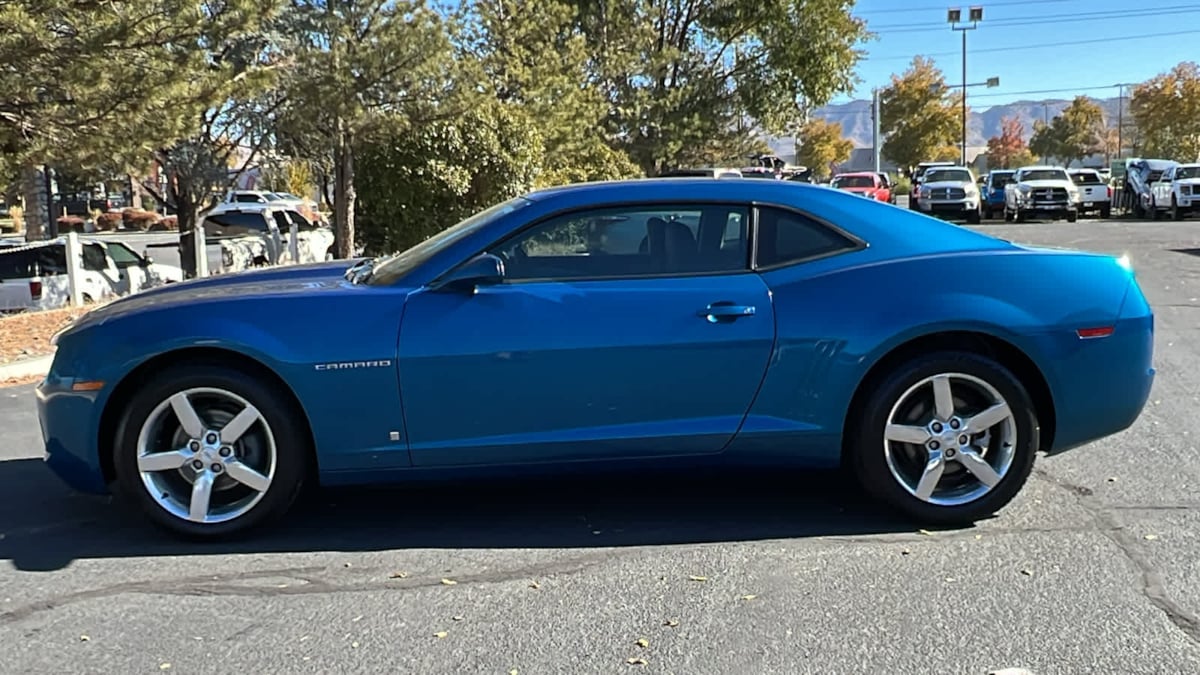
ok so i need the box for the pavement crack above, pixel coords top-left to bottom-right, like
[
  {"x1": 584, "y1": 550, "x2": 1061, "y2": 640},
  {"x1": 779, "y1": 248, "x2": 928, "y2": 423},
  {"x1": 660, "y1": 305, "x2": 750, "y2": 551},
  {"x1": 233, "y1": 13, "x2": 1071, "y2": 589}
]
[{"x1": 1034, "y1": 467, "x2": 1200, "y2": 645}]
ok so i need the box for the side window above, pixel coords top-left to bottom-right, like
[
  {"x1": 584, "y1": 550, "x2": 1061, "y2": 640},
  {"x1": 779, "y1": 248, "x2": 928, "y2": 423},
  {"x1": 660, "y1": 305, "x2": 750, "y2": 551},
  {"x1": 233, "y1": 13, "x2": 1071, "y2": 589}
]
[
  {"x1": 755, "y1": 207, "x2": 858, "y2": 268},
  {"x1": 204, "y1": 212, "x2": 270, "y2": 236},
  {"x1": 36, "y1": 246, "x2": 68, "y2": 275},
  {"x1": 491, "y1": 204, "x2": 750, "y2": 281},
  {"x1": 0, "y1": 250, "x2": 33, "y2": 279},
  {"x1": 81, "y1": 243, "x2": 109, "y2": 272},
  {"x1": 107, "y1": 243, "x2": 142, "y2": 268}
]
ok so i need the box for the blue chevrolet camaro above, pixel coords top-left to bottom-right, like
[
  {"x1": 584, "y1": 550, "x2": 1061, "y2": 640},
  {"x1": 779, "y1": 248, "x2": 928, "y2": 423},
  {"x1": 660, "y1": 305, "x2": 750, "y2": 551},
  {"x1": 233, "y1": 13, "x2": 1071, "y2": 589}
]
[{"x1": 37, "y1": 179, "x2": 1155, "y2": 538}]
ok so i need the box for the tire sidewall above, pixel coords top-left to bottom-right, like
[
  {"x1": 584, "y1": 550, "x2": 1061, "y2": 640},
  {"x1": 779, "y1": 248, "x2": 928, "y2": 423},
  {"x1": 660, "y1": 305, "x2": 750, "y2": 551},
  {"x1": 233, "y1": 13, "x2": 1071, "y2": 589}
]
[
  {"x1": 113, "y1": 364, "x2": 308, "y2": 539},
  {"x1": 850, "y1": 351, "x2": 1038, "y2": 524}
]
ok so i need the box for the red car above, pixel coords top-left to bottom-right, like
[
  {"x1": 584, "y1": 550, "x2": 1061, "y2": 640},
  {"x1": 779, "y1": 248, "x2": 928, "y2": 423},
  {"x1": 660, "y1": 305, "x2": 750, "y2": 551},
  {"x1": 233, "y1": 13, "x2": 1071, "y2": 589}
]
[{"x1": 831, "y1": 172, "x2": 893, "y2": 203}]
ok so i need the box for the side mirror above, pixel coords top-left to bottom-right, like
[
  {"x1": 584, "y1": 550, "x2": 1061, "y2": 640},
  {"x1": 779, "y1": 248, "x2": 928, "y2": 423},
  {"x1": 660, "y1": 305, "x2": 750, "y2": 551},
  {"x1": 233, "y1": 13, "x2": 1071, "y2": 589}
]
[
  {"x1": 435, "y1": 252, "x2": 505, "y2": 292},
  {"x1": 142, "y1": 253, "x2": 154, "y2": 266}
]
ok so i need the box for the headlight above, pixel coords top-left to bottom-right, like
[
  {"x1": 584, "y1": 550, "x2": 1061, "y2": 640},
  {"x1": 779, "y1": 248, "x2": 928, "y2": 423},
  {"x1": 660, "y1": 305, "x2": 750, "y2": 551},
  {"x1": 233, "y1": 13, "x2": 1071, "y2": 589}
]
[
  {"x1": 920, "y1": 188, "x2": 931, "y2": 198},
  {"x1": 1017, "y1": 184, "x2": 1032, "y2": 193}
]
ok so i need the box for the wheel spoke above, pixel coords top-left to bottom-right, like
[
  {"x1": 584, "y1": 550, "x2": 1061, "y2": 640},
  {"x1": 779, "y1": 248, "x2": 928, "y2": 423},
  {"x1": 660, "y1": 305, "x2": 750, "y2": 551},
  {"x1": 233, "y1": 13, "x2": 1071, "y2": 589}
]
[
  {"x1": 188, "y1": 472, "x2": 215, "y2": 522},
  {"x1": 219, "y1": 405, "x2": 261, "y2": 444},
  {"x1": 885, "y1": 424, "x2": 931, "y2": 445},
  {"x1": 137, "y1": 448, "x2": 192, "y2": 473},
  {"x1": 170, "y1": 392, "x2": 205, "y2": 438},
  {"x1": 915, "y1": 451, "x2": 945, "y2": 500},
  {"x1": 967, "y1": 402, "x2": 1012, "y2": 433},
  {"x1": 931, "y1": 375, "x2": 955, "y2": 420},
  {"x1": 224, "y1": 460, "x2": 270, "y2": 492},
  {"x1": 956, "y1": 448, "x2": 1001, "y2": 487}
]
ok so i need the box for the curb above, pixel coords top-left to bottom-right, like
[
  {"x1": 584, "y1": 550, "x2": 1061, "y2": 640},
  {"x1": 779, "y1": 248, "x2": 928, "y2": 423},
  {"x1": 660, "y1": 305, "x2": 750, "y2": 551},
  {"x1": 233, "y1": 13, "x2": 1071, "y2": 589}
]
[{"x1": 0, "y1": 353, "x2": 54, "y2": 381}]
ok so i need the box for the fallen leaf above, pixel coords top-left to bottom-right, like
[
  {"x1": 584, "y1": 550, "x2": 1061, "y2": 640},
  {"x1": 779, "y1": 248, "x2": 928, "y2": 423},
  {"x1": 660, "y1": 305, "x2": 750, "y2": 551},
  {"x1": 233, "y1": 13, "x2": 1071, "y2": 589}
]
[
  {"x1": 434, "y1": 631, "x2": 448, "y2": 639},
  {"x1": 1106, "y1": 477, "x2": 1117, "y2": 482},
  {"x1": 592, "y1": 530, "x2": 603, "y2": 535},
  {"x1": 1144, "y1": 534, "x2": 1159, "y2": 541},
  {"x1": 343, "y1": 562, "x2": 352, "y2": 568},
  {"x1": 900, "y1": 548, "x2": 911, "y2": 556},
  {"x1": 159, "y1": 665, "x2": 171, "y2": 671},
  {"x1": 918, "y1": 529, "x2": 933, "y2": 536},
  {"x1": 663, "y1": 619, "x2": 679, "y2": 627},
  {"x1": 945, "y1": 577, "x2": 956, "y2": 583},
  {"x1": 299, "y1": 636, "x2": 310, "y2": 642},
  {"x1": 389, "y1": 571, "x2": 408, "y2": 579},
  {"x1": 510, "y1": 671, "x2": 519, "y2": 675},
  {"x1": 688, "y1": 575, "x2": 707, "y2": 582},
  {"x1": 1020, "y1": 569, "x2": 1033, "y2": 576},
  {"x1": 740, "y1": 594, "x2": 757, "y2": 601},
  {"x1": 626, "y1": 657, "x2": 648, "y2": 666},
  {"x1": 974, "y1": 534, "x2": 982, "y2": 540},
  {"x1": 529, "y1": 580, "x2": 541, "y2": 589},
  {"x1": 352, "y1": 615, "x2": 363, "y2": 622},
  {"x1": 440, "y1": 578, "x2": 457, "y2": 586},
  {"x1": 635, "y1": 638, "x2": 649, "y2": 648},
  {"x1": 452, "y1": 615, "x2": 464, "y2": 621},
  {"x1": 351, "y1": 641, "x2": 360, "y2": 648},
  {"x1": 79, "y1": 635, "x2": 90, "y2": 642}
]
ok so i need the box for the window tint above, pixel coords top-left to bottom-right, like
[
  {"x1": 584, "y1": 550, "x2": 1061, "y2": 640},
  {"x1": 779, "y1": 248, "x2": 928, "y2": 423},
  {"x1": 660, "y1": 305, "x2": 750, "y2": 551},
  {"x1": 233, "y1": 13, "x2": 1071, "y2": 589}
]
[
  {"x1": 81, "y1": 243, "x2": 109, "y2": 272},
  {"x1": 924, "y1": 169, "x2": 972, "y2": 183},
  {"x1": 755, "y1": 207, "x2": 857, "y2": 268},
  {"x1": 1070, "y1": 172, "x2": 1103, "y2": 185},
  {"x1": 107, "y1": 242, "x2": 142, "y2": 267},
  {"x1": 492, "y1": 204, "x2": 750, "y2": 281},
  {"x1": 203, "y1": 211, "x2": 271, "y2": 236},
  {"x1": 0, "y1": 250, "x2": 34, "y2": 279},
  {"x1": 989, "y1": 173, "x2": 1015, "y2": 188},
  {"x1": 833, "y1": 175, "x2": 876, "y2": 189},
  {"x1": 233, "y1": 193, "x2": 263, "y2": 203}
]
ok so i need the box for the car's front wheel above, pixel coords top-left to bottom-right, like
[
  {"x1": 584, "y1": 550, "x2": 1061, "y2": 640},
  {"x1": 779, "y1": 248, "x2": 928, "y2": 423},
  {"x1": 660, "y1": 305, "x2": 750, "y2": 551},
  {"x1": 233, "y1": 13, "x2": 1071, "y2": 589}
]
[
  {"x1": 848, "y1": 351, "x2": 1038, "y2": 525},
  {"x1": 113, "y1": 363, "x2": 309, "y2": 539}
]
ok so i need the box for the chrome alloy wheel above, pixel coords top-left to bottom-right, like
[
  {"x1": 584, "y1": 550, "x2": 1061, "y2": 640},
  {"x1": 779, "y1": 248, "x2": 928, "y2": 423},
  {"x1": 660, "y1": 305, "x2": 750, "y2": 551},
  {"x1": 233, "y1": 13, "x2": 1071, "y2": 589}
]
[
  {"x1": 882, "y1": 373, "x2": 1018, "y2": 506},
  {"x1": 135, "y1": 388, "x2": 277, "y2": 524}
]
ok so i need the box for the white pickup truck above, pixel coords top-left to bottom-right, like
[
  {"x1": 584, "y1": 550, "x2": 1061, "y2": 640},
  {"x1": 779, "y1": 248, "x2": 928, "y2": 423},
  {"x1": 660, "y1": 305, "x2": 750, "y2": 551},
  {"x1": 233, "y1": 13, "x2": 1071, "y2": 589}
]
[
  {"x1": 191, "y1": 204, "x2": 335, "y2": 275},
  {"x1": 1004, "y1": 165, "x2": 1080, "y2": 223},
  {"x1": 1067, "y1": 168, "x2": 1112, "y2": 218},
  {"x1": 1149, "y1": 163, "x2": 1200, "y2": 221},
  {"x1": 0, "y1": 237, "x2": 182, "y2": 312}
]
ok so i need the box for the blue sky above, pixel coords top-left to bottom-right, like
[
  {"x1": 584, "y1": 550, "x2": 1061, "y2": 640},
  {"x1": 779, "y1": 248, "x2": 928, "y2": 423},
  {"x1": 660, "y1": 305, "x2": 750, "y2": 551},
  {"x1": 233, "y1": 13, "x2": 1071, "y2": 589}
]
[{"x1": 836, "y1": 0, "x2": 1200, "y2": 109}]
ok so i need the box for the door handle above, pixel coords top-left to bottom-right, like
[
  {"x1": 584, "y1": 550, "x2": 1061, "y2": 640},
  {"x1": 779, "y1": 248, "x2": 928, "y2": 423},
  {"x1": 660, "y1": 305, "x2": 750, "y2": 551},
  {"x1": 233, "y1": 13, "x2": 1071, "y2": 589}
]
[{"x1": 698, "y1": 302, "x2": 756, "y2": 323}]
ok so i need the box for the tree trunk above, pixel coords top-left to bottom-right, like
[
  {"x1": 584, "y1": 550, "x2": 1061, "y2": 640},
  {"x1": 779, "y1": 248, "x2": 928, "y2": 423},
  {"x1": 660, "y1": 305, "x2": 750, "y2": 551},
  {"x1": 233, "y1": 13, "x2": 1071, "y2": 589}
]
[
  {"x1": 20, "y1": 163, "x2": 51, "y2": 241},
  {"x1": 333, "y1": 123, "x2": 356, "y2": 259},
  {"x1": 129, "y1": 174, "x2": 143, "y2": 210},
  {"x1": 176, "y1": 191, "x2": 200, "y2": 279}
]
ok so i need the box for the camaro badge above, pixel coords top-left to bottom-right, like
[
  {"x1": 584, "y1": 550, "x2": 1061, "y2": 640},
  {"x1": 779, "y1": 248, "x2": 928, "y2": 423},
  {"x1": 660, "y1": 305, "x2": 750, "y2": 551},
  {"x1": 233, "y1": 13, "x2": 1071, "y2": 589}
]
[{"x1": 314, "y1": 360, "x2": 393, "y2": 371}]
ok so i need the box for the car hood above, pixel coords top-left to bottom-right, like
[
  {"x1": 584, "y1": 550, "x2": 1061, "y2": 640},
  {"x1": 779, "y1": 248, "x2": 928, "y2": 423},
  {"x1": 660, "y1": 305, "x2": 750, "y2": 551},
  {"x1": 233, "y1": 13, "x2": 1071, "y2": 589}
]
[
  {"x1": 923, "y1": 180, "x2": 973, "y2": 189},
  {"x1": 66, "y1": 259, "x2": 360, "y2": 333}
]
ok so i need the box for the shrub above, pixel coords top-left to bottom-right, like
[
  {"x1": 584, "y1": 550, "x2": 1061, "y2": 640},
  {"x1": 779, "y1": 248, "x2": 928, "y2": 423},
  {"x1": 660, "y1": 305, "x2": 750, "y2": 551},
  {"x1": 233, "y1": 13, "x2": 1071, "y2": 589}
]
[
  {"x1": 95, "y1": 212, "x2": 123, "y2": 231},
  {"x1": 56, "y1": 215, "x2": 87, "y2": 233},
  {"x1": 893, "y1": 176, "x2": 913, "y2": 196},
  {"x1": 122, "y1": 209, "x2": 161, "y2": 230},
  {"x1": 149, "y1": 216, "x2": 178, "y2": 231}
]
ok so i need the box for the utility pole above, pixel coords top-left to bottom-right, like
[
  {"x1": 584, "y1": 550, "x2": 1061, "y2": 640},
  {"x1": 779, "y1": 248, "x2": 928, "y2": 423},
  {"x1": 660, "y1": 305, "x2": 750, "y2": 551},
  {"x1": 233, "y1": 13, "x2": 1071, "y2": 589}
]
[
  {"x1": 948, "y1": 6, "x2": 983, "y2": 167},
  {"x1": 871, "y1": 88, "x2": 882, "y2": 173}
]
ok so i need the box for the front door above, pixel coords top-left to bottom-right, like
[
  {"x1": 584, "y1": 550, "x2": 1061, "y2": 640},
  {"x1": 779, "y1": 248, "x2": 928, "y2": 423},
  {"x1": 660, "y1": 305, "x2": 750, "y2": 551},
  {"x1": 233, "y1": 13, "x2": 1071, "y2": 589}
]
[{"x1": 397, "y1": 202, "x2": 776, "y2": 467}]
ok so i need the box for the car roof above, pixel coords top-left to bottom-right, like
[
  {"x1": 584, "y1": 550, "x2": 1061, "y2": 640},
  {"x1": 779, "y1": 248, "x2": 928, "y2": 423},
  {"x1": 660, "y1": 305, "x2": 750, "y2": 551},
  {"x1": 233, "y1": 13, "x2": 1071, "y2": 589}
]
[
  {"x1": 835, "y1": 171, "x2": 878, "y2": 177},
  {"x1": 1015, "y1": 165, "x2": 1066, "y2": 171}
]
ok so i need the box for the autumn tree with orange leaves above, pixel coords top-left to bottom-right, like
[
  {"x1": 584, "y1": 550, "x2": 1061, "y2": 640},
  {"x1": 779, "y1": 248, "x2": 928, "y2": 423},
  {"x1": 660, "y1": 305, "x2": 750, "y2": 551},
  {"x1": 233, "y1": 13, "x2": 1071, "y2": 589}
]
[{"x1": 986, "y1": 117, "x2": 1034, "y2": 169}]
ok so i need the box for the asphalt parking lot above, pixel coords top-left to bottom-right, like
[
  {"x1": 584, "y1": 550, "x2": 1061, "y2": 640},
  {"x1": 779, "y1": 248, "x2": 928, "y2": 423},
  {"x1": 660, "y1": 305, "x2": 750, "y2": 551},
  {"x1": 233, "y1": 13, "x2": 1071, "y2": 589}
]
[{"x1": 3, "y1": 217, "x2": 1200, "y2": 674}]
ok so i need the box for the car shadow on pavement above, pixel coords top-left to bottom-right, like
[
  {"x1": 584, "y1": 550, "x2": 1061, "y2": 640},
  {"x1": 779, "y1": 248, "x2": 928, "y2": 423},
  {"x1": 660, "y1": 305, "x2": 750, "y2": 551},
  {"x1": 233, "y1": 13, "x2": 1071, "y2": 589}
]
[{"x1": 0, "y1": 457, "x2": 920, "y2": 572}]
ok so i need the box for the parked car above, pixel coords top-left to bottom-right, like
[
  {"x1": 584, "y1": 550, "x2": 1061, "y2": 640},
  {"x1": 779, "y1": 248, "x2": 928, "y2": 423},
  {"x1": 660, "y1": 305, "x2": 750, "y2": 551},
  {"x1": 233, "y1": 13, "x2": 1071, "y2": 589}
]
[
  {"x1": 908, "y1": 161, "x2": 956, "y2": 211},
  {"x1": 981, "y1": 170, "x2": 1015, "y2": 219},
  {"x1": 0, "y1": 237, "x2": 182, "y2": 312},
  {"x1": 876, "y1": 172, "x2": 898, "y2": 203},
  {"x1": 830, "y1": 172, "x2": 893, "y2": 203},
  {"x1": 189, "y1": 205, "x2": 335, "y2": 275},
  {"x1": 915, "y1": 166, "x2": 981, "y2": 224},
  {"x1": 38, "y1": 178, "x2": 1154, "y2": 538},
  {"x1": 1122, "y1": 158, "x2": 1178, "y2": 218},
  {"x1": 1067, "y1": 168, "x2": 1113, "y2": 219},
  {"x1": 1004, "y1": 166, "x2": 1079, "y2": 223},
  {"x1": 1148, "y1": 163, "x2": 1200, "y2": 221},
  {"x1": 659, "y1": 168, "x2": 743, "y2": 179}
]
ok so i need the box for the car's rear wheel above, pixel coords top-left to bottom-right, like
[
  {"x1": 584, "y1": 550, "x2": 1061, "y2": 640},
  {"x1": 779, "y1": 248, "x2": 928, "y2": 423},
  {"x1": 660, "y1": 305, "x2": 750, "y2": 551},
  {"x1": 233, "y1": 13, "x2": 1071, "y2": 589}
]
[
  {"x1": 113, "y1": 363, "x2": 309, "y2": 539},
  {"x1": 848, "y1": 352, "x2": 1038, "y2": 525},
  {"x1": 1066, "y1": 210, "x2": 1078, "y2": 223}
]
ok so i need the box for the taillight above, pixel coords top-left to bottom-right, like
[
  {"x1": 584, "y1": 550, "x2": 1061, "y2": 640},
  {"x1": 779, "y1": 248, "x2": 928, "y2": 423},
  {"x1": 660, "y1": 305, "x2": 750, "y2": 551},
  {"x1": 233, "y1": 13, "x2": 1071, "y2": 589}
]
[
  {"x1": 29, "y1": 279, "x2": 42, "y2": 301},
  {"x1": 1108, "y1": 186, "x2": 1113, "y2": 199}
]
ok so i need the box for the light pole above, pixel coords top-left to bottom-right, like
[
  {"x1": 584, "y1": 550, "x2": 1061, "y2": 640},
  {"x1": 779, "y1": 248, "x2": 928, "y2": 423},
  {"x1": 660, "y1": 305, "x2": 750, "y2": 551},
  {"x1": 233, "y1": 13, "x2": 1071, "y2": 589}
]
[
  {"x1": 1114, "y1": 82, "x2": 1131, "y2": 161},
  {"x1": 948, "y1": 6, "x2": 983, "y2": 167}
]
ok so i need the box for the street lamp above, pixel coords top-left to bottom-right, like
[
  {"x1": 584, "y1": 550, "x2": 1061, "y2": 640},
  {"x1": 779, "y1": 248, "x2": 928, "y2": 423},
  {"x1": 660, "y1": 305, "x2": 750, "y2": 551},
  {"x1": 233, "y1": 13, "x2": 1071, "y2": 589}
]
[
  {"x1": 1114, "y1": 82, "x2": 1132, "y2": 161},
  {"x1": 948, "y1": 6, "x2": 983, "y2": 167}
]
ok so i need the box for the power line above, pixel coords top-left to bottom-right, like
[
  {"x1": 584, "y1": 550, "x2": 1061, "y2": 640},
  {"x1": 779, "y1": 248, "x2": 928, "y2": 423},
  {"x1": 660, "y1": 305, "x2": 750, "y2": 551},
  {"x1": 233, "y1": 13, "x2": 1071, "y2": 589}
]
[
  {"x1": 811, "y1": 84, "x2": 1134, "y2": 113},
  {"x1": 869, "y1": 5, "x2": 1200, "y2": 33},
  {"x1": 868, "y1": 28, "x2": 1200, "y2": 61},
  {"x1": 854, "y1": 0, "x2": 1075, "y2": 15}
]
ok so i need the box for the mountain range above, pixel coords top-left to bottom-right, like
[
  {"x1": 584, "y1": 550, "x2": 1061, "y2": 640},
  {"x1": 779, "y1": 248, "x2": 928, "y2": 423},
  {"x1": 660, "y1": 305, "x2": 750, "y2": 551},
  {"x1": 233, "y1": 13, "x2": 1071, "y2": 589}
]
[{"x1": 810, "y1": 96, "x2": 1126, "y2": 148}]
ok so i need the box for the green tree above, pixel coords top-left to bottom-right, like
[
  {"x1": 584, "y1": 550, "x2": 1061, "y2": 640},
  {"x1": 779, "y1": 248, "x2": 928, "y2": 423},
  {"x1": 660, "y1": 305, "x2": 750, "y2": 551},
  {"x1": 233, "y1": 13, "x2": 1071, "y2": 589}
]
[
  {"x1": 0, "y1": 0, "x2": 277, "y2": 239},
  {"x1": 571, "y1": 0, "x2": 870, "y2": 174},
  {"x1": 1028, "y1": 96, "x2": 1105, "y2": 167},
  {"x1": 1028, "y1": 119, "x2": 1060, "y2": 164},
  {"x1": 278, "y1": 0, "x2": 455, "y2": 258},
  {"x1": 460, "y1": 0, "x2": 640, "y2": 187},
  {"x1": 355, "y1": 100, "x2": 542, "y2": 255},
  {"x1": 795, "y1": 118, "x2": 854, "y2": 180},
  {"x1": 879, "y1": 56, "x2": 962, "y2": 175},
  {"x1": 1131, "y1": 62, "x2": 1200, "y2": 161}
]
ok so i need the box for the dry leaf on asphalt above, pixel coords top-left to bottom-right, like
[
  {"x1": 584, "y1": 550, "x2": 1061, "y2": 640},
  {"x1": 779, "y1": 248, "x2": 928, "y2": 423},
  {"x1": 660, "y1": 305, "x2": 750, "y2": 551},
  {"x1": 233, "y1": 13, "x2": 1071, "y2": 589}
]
[
  {"x1": 440, "y1": 578, "x2": 457, "y2": 586},
  {"x1": 918, "y1": 529, "x2": 933, "y2": 536},
  {"x1": 389, "y1": 571, "x2": 408, "y2": 579},
  {"x1": 1020, "y1": 569, "x2": 1033, "y2": 576},
  {"x1": 663, "y1": 619, "x2": 679, "y2": 627},
  {"x1": 1144, "y1": 534, "x2": 1159, "y2": 540},
  {"x1": 529, "y1": 580, "x2": 541, "y2": 589},
  {"x1": 79, "y1": 635, "x2": 90, "y2": 642},
  {"x1": 740, "y1": 594, "x2": 757, "y2": 601},
  {"x1": 452, "y1": 615, "x2": 464, "y2": 621},
  {"x1": 626, "y1": 657, "x2": 648, "y2": 666},
  {"x1": 434, "y1": 631, "x2": 448, "y2": 639},
  {"x1": 351, "y1": 641, "x2": 360, "y2": 648},
  {"x1": 635, "y1": 638, "x2": 649, "y2": 648},
  {"x1": 159, "y1": 665, "x2": 171, "y2": 671},
  {"x1": 688, "y1": 575, "x2": 707, "y2": 582}
]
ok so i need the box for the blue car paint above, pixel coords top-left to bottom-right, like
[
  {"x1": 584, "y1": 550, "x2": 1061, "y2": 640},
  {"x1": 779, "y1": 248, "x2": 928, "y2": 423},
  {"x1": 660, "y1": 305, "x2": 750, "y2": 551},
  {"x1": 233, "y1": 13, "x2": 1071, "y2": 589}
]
[{"x1": 37, "y1": 179, "x2": 1155, "y2": 495}]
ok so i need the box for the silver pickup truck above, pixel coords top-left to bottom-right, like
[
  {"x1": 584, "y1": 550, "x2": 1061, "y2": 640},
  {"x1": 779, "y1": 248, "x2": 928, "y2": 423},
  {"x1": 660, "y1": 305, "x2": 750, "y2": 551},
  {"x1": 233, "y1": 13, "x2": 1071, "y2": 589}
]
[
  {"x1": 187, "y1": 205, "x2": 335, "y2": 276},
  {"x1": 1067, "y1": 168, "x2": 1112, "y2": 218}
]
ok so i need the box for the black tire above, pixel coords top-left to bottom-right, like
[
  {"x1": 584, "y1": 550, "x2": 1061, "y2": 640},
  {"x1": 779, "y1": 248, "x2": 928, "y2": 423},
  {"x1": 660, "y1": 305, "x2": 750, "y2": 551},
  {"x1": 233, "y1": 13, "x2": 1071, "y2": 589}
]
[
  {"x1": 113, "y1": 362, "x2": 310, "y2": 539},
  {"x1": 1066, "y1": 210, "x2": 1078, "y2": 223},
  {"x1": 982, "y1": 207, "x2": 992, "y2": 220},
  {"x1": 847, "y1": 351, "x2": 1039, "y2": 525},
  {"x1": 1172, "y1": 197, "x2": 1183, "y2": 221},
  {"x1": 1100, "y1": 205, "x2": 1111, "y2": 219},
  {"x1": 967, "y1": 209, "x2": 981, "y2": 225},
  {"x1": 1015, "y1": 209, "x2": 1026, "y2": 224}
]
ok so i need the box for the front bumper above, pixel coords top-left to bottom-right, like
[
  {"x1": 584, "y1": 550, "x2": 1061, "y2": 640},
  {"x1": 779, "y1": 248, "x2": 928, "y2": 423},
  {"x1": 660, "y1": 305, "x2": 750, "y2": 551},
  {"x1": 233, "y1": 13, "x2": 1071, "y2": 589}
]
[
  {"x1": 36, "y1": 367, "x2": 110, "y2": 495},
  {"x1": 919, "y1": 199, "x2": 978, "y2": 216}
]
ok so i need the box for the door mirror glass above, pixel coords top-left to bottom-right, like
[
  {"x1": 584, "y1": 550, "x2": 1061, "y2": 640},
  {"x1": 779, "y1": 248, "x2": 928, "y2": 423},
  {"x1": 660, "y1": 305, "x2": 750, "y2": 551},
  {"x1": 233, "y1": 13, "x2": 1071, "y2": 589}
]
[{"x1": 436, "y1": 253, "x2": 505, "y2": 292}]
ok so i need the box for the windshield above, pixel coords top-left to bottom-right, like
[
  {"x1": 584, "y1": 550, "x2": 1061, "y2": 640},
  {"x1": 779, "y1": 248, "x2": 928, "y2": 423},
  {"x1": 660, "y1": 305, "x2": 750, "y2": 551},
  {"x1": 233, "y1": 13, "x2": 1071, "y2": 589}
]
[
  {"x1": 367, "y1": 197, "x2": 532, "y2": 285},
  {"x1": 832, "y1": 175, "x2": 875, "y2": 189},
  {"x1": 923, "y1": 169, "x2": 972, "y2": 183},
  {"x1": 989, "y1": 173, "x2": 1015, "y2": 188},
  {"x1": 1019, "y1": 169, "x2": 1069, "y2": 182},
  {"x1": 1178, "y1": 166, "x2": 1200, "y2": 180},
  {"x1": 1069, "y1": 172, "x2": 1103, "y2": 185}
]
